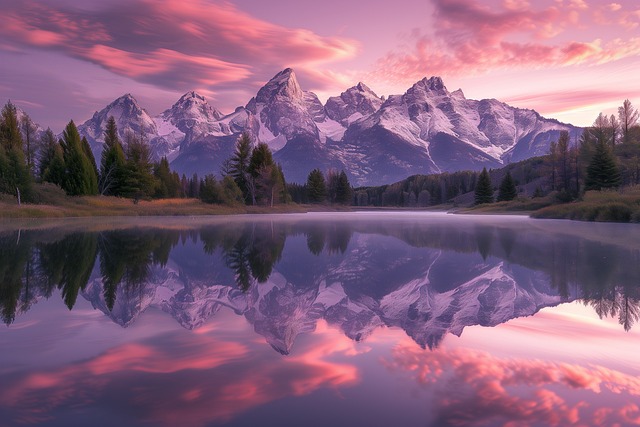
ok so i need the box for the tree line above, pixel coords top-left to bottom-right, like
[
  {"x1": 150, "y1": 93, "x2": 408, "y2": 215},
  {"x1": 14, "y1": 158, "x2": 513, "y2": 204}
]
[
  {"x1": 351, "y1": 99, "x2": 640, "y2": 208},
  {"x1": 0, "y1": 101, "x2": 295, "y2": 207},
  {"x1": 5, "y1": 97, "x2": 639, "y2": 209}
]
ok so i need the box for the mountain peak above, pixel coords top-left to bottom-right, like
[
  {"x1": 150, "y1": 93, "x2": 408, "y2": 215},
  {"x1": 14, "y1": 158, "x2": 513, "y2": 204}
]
[
  {"x1": 112, "y1": 93, "x2": 139, "y2": 106},
  {"x1": 355, "y1": 82, "x2": 373, "y2": 93},
  {"x1": 255, "y1": 68, "x2": 303, "y2": 103},
  {"x1": 164, "y1": 91, "x2": 222, "y2": 123},
  {"x1": 422, "y1": 76, "x2": 446, "y2": 92},
  {"x1": 178, "y1": 91, "x2": 206, "y2": 103}
]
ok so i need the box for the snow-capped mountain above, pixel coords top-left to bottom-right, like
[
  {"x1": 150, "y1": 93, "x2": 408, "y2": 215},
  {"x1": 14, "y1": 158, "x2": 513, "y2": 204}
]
[
  {"x1": 78, "y1": 94, "x2": 161, "y2": 157},
  {"x1": 325, "y1": 82, "x2": 384, "y2": 127},
  {"x1": 75, "y1": 69, "x2": 580, "y2": 186}
]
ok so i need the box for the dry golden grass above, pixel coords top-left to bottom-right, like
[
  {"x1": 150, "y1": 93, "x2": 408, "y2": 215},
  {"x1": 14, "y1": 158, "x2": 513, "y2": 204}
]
[{"x1": 0, "y1": 193, "x2": 315, "y2": 219}]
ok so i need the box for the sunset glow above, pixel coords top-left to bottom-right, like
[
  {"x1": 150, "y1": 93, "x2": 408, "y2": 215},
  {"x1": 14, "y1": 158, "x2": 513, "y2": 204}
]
[{"x1": 1, "y1": 0, "x2": 638, "y2": 130}]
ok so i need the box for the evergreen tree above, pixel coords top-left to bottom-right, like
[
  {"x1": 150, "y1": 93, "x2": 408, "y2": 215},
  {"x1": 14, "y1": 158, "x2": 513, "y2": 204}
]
[
  {"x1": 306, "y1": 168, "x2": 327, "y2": 203},
  {"x1": 199, "y1": 174, "x2": 223, "y2": 204},
  {"x1": 335, "y1": 170, "x2": 352, "y2": 205},
  {"x1": 122, "y1": 132, "x2": 155, "y2": 200},
  {"x1": 39, "y1": 130, "x2": 65, "y2": 186},
  {"x1": 497, "y1": 171, "x2": 517, "y2": 202},
  {"x1": 153, "y1": 156, "x2": 180, "y2": 198},
  {"x1": 0, "y1": 101, "x2": 22, "y2": 151},
  {"x1": 248, "y1": 142, "x2": 274, "y2": 177},
  {"x1": 81, "y1": 136, "x2": 99, "y2": 194},
  {"x1": 474, "y1": 167, "x2": 493, "y2": 205},
  {"x1": 277, "y1": 164, "x2": 289, "y2": 204},
  {"x1": 104, "y1": 116, "x2": 119, "y2": 148},
  {"x1": 100, "y1": 141, "x2": 126, "y2": 196},
  {"x1": 99, "y1": 117, "x2": 127, "y2": 196},
  {"x1": 249, "y1": 142, "x2": 283, "y2": 206},
  {"x1": 221, "y1": 174, "x2": 244, "y2": 205},
  {"x1": 229, "y1": 132, "x2": 252, "y2": 203},
  {"x1": 189, "y1": 173, "x2": 199, "y2": 198},
  {"x1": 585, "y1": 140, "x2": 621, "y2": 190},
  {"x1": 0, "y1": 102, "x2": 32, "y2": 202},
  {"x1": 60, "y1": 120, "x2": 97, "y2": 195}
]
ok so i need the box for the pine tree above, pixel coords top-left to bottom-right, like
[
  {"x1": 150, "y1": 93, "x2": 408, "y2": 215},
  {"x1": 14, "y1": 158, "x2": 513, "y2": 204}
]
[
  {"x1": 0, "y1": 102, "x2": 32, "y2": 202},
  {"x1": 585, "y1": 140, "x2": 621, "y2": 190},
  {"x1": 81, "y1": 136, "x2": 98, "y2": 194},
  {"x1": 497, "y1": 171, "x2": 517, "y2": 202},
  {"x1": 123, "y1": 132, "x2": 155, "y2": 200},
  {"x1": 199, "y1": 174, "x2": 222, "y2": 204},
  {"x1": 60, "y1": 120, "x2": 97, "y2": 195},
  {"x1": 474, "y1": 167, "x2": 493, "y2": 205},
  {"x1": 104, "y1": 116, "x2": 119, "y2": 149},
  {"x1": 99, "y1": 117, "x2": 127, "y2": 196},
  {"x1": 229, "y1": 132, "x2": 252, "y2": 203},
  {"x1": 306, "y1": 168, "x2": 327, "y2": 203},
  {"x1": 277, "y1": 164, "x2": 289, "y2": 204},
  {"x1": 39, "y1": 129, "x2": 65, "y2": 187},
  {"x1": 221, "y1": 174, "x2": 244, "y2": 205},
  {"x1": 335, "y1": 170, "x2": 352, "y2": 205},
  {"x1": 153, "y1": 156, "x2": 180, "y2": 198},
  {"x1": 249, "y1": 142, "x2": 281, "y2": 205}
]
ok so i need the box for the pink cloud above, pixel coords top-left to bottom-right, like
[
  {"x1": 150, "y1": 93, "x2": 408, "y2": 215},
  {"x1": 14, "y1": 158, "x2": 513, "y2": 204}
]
[
  {"x1": 371, "y1": 0, "x2": 640, "y2": 85},
  {"x1": 0, "y1": 0, "x2": 358, "y2": 93},
  {"x1": 503, "y1": 88, "x2": 640, "y2": 115},
  {"x1": 0, "y1": 326, "x2": 360, "y2": 427},
  {"x1": 85, "y1": 45, "x2": 251, "y2": 86},
  {"x1": 384, "y1": 344, "x2": 640, "y2": 426}
]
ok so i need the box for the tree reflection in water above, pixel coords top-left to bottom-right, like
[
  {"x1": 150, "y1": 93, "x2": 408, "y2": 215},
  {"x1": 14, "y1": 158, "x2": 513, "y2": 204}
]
[{"x1": 1, "y1": 217, "x2": 640, "y2": 345}]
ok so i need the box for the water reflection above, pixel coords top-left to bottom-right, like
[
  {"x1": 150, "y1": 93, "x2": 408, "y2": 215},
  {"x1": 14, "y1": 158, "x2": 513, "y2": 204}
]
[{"x1": 2, "y1": 215, "x2": 640, "y2": 351}]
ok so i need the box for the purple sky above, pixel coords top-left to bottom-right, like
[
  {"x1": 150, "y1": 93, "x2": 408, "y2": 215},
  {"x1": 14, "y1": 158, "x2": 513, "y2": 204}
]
[{"x1": 1, "y1": 0, "x2": 640, "y2": 131}]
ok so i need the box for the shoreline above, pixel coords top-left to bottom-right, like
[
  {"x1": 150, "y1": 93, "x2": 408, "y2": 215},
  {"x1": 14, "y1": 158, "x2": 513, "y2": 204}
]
[{"x1": 2, "y1": 194, "x2": 639, "y2": 224}]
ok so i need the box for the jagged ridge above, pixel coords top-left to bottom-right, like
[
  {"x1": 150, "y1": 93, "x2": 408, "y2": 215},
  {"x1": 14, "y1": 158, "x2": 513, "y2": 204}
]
[{"x1": 74, "y1": 69, "x2": 581, "y2": 186}]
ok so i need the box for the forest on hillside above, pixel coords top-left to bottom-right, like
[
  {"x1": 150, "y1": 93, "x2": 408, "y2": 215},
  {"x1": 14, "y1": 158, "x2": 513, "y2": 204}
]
[
  {"x1": 350, "y1": 100, "x2": 640, "y2": 210},
  {"x1": 2, "y1": 98, "x2": 640, "y2": 216}
]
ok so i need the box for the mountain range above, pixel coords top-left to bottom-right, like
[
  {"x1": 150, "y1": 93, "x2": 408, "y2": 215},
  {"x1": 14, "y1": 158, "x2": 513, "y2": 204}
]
[{"x1": 71, "y1": 68, "x2": 581, "y2": 186}]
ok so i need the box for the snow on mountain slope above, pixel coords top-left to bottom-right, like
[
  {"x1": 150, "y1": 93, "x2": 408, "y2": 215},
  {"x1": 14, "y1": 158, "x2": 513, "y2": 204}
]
[
  {"x1": 74, "y1": 68, "x2": 581, "y2": 185},
  {"x1": 159, "y1": 91, "x2": 223, "y2": 143},
  {"x1": 78, "y1": 94, "x2": 159, "y2": 159}
]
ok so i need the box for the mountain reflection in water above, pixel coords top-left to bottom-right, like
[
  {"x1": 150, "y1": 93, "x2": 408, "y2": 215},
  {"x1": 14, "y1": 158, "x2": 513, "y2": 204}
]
[{"x1": 2, "y1": 213, "x2": 640, "y2": 354}]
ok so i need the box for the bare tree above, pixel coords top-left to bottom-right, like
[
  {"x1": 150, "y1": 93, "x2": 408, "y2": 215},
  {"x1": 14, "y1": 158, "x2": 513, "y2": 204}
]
[
  {"x1": 20, "y1": 113, "x2": 38, "y2": 174},
  {"x1": 610, "y1": 114, "x2": 620, "y2": 146},
  {"x1": 618, "y1": 99, "x2": 639, "y2": 144}
]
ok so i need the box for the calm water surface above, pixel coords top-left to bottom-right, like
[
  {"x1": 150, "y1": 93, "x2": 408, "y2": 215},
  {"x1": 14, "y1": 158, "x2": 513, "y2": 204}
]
[{"x1": 1, "y1": 212, "x2": 640, "y2": 427}]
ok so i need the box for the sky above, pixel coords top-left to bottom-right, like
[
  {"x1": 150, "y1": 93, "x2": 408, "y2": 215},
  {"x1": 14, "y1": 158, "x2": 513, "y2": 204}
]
[{"x1": 1, "y1": 0, "x2": 639, "y2": 131}]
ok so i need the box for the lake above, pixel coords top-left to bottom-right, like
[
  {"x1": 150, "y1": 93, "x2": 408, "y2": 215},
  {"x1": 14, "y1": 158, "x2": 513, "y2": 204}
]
[{"x1": 1, "y1": 212, "x2": 640, "y2": 427}]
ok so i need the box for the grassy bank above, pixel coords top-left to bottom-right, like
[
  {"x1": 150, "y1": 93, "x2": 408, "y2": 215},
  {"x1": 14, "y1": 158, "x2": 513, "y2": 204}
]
[
  {"x1": 0, "y1": 183, "x2": 316, "y2": 218},
  {"x1": 531, "y1": 188, "x2": 640, "y2": 222},
  {"x1": 454, "y1": 187, "x2": 640, "y2": 223},
  {"x1": 453, "y1": 195, "x2": 555, "y2": 216}
]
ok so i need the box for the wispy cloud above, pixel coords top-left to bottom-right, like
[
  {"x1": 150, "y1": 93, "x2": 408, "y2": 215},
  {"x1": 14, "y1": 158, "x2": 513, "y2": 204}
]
[
  {"x1": 384, "y1": 343, "x2": 640, "y2": 426},
  {"x1": 371, "y1": 0, "x2": 640, "y2": 84},
  {"x1": 0, "y1": 0, "x2": 358, "y2": 93},
  {"x1": 0, "y1": 322, "x2": 360, "y2": 427},
  {"x1": 504, "y1": 89, "x2": 640, "y2": 117}
]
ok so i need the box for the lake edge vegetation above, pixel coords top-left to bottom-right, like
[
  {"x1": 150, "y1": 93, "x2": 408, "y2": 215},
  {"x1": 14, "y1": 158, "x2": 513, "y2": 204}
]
[{"x1": 2, "y1": 99, "x2": 640, "y2": 222}]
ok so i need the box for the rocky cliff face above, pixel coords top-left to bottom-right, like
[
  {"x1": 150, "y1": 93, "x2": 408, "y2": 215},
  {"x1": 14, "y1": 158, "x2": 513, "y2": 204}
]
[{"x1": 76, "y1": 69, "x2": 580, "y2": 185}]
